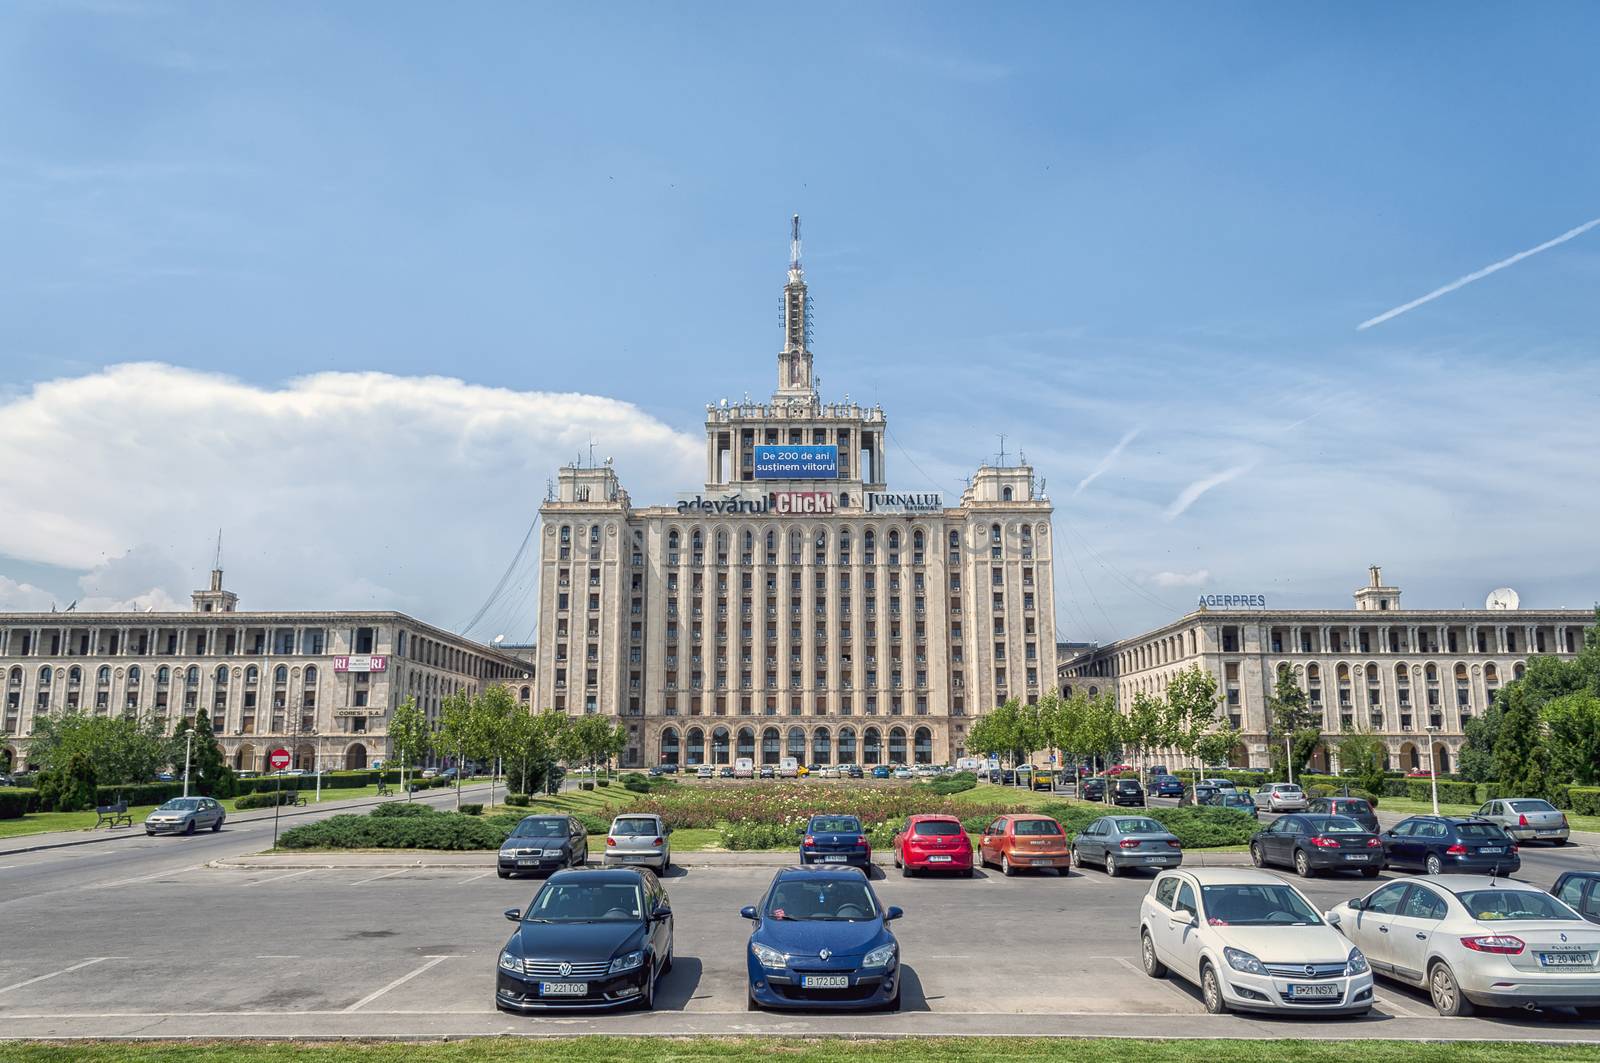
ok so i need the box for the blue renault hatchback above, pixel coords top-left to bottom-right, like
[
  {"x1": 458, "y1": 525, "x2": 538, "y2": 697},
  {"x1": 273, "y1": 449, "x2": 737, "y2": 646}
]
[
  {"x1": 798, "y1": 814, "x2": 871, "y2": 868},
  {"x1": 741, "y1": 866, "x2": 903, "y2": 1011}
]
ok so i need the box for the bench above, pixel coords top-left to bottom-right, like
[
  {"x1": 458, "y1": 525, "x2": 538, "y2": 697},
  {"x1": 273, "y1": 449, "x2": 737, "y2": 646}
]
[
  {"x1": 94, "y1": 801, "x2": 132, "y2": 829},
  {"x1": 376, "y1": 782, "x2": 392, "y2": 796},
  {"x1": 286, "y1": 792, "x2": 307, "y2": 807}
]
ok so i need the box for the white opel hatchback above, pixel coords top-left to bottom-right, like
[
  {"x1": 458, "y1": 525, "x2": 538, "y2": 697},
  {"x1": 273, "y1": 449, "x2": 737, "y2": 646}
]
[
  {"x1": 1139, "y1": 868, "x2": 1374, "y2": 1015},
  {"x1": 1326, "y1": 874, "x2": 1600, "y2": 1016}
]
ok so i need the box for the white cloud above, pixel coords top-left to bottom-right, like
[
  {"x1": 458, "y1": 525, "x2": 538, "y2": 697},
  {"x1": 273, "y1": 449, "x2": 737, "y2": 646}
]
[
  {"x1": 0, "y1": 575, "x2": 57, "y2": 612},
  {"x1": 0, "y1": 363, "x2": 703, "y2": 633},
  {"x1": 1150, "y1": 569, "x2": 1210, "y2": 588}
]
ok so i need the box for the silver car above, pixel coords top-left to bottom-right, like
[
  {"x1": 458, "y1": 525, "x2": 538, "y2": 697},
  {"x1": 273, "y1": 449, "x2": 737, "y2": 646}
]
[
  {"x1": 604, "y1": 813, "x2": 672, "y2": 874},
  {"x1": 1327, "y1": 875, "x2": 1600, "y2": 1015},
  {"x1": 1072, "y1": 815, "x2": 1183, "y2": 877},
  {"x1": 1475, "y1": 798, "x2": 1569, "y2": 846},
  {"x1": 1253, "y1": 783, "x2": 1308, "y2": 813},
  {"x1": 144, "y1": 796, "x2": 226, "y2": 835}
]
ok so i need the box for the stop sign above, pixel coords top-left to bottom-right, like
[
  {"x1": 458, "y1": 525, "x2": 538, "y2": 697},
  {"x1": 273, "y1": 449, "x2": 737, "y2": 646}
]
[{"x1": 268, "y1": 748, "x2": 291, "y2": 771}]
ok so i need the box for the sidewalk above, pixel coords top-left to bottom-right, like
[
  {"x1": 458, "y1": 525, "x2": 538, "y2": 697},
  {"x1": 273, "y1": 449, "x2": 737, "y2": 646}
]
[
  {"x1": 211, "y1": 848, "x2": 1257, "y2": 870},
  {"x1": 0, "y1": 781, "x2": 496, "y2": 859}
]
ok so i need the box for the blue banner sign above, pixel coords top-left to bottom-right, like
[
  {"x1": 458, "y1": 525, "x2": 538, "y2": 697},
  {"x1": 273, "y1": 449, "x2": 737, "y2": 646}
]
[{"x1": 753, "y1": 444, "x2": 838, "y2": 479}]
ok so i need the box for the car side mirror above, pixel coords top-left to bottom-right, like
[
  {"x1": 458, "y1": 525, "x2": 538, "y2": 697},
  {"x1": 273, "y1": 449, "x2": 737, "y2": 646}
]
[
  {"x1": 739, "y1": 905, "x2": 758, "y2": 920},
  {"x1": 885, "y1": 906, "x2": 904, "y2": 921},
  {"x1": 503, "y1": 908, "x2": 522, "y2": 922},
  {"x1": 653, "y1": 906, "x2": 672, "y2": 921},
  {"x1": 1347, "y1": 898, "x2": 1364, "y2": 910},
  {"x1": 1170, "y1": 909, "x2": 1196, "y2": 927},
  {"x1": 666, "y1": 827, "x2": 674, "y2": 835}
]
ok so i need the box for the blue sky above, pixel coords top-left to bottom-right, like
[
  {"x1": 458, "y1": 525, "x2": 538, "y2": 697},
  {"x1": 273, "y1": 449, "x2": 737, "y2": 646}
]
[{"x1": 2, "y1": 2, "x2": 1598, "y2": 642}]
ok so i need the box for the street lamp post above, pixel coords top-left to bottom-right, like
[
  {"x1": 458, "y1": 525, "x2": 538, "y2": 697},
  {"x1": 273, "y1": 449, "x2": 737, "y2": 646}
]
[
  {"x1": 1425, "y1": 725, "x2": 1440, "y2": 816},
  {"x1": 1414, "y1": 665, "x2": 1439, "y2": 815},
  {"x1": 181, "y1": 728, "x2": 195, "y2": 798}
]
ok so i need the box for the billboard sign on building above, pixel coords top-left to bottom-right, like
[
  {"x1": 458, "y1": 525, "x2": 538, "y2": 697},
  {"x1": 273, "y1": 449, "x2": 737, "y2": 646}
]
[
  {"x1": 677, "y1": 490, "x2": 770, "y2": 515},
  {"x1": 1196, "y1": 595, "x2": 1267, "y2": 609},
  {"x1": 771, "y1": 490, "x2": 836, "y2": 515},
  {"x1": 865, "y1": 491, "x2": 944, "y2": 514},
  {"x1": 753, "y1": 444, "x2": 838, "y2": 479},
  {"x1": 333, "y1": 655, "x2": 388, "y2": 673}
]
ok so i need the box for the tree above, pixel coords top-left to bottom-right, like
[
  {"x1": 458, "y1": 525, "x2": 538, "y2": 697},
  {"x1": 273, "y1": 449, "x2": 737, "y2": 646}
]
[
  {"x1": 471, "y1": 685, "x2": 519, "y2": 808},
  {"x1": 1542, "y1": 692, "x2": 1600, "y2": 787},
  {"x1": 1165, "y1": 667, "x2": 1221, "y2": 786},
  {"x1": 1492, "y1": 679, "x2": 1551, "y2": 799},
  {"x1": 26, "y1": 711, "x2": 167, "y2": 785},
  {"x1": 1194, "y1": 723, "x2": 1242, "y2": 776},
  {"x1": 1336, "y1": 727, "x2": 1387, "y2": 798},
  {"x1": 1073, "y1": 691, "x2": 1123, "y2": 804},
  {"x1": 40, "y1": 750, "x2": 98, "y2": 812},
  {"x1": 184, "y1": 709, "x2": 231, "y2": 798},
  {"x1": 504, "y1": 708, "x2": 565, "y2": 796},
  {"x1": 1267, "y1": 666, "x2": 1320, "y2": 781},
  {"x1": 1457, "y1": 704, "x2": 1503, "y2": 783},
  {"x1": 437, "y1": 690, "x2": 475, "y2": 809},
  {"x1": 389, "y1": 696, "x2": 431, "y2": 799},
  {"x1": 1120, "y1": 692, "x2": 1165, "y2": 776}
]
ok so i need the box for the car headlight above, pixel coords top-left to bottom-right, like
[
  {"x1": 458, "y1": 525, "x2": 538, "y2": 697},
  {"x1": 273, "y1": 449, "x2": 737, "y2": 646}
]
[
  {"x1": 751, "y1": 942, "x2": 789, "y2": 970},
  {"x1": 1346, "y1": 947, "x2": 1369, "y2": 975},
  {"x1": 498, "y1": 951, "x2": 524, "y2": 974},
  {"x1": 543, "y1": 849, "x2": 565, "y2": 857},
  {"x1": 863, "y1": 943, "x2": 897, "y2": 968},
  {"x1": 1223, "y1": 947, "x2": 1268, "y2": 976},
  {"x1": 609, "y1": 950, "x2": 645, "y2": 974}
]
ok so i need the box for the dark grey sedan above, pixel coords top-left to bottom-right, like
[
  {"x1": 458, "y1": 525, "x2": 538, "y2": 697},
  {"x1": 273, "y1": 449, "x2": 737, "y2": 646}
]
[
  {"x1": 1071, "y1": 815, "x2": 1182, "y2": 877},
  {"x1": 144, "y1": 796, "x2": 226, "y2": 835},
  {"x1": 498, "y1": 815, "x2": 589, "y2": 878}
]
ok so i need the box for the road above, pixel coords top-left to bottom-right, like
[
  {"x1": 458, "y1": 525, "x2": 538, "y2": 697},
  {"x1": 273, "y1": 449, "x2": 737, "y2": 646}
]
[{"x1": 0, "y1": 803, "x2": 1597, "y2": 1041}]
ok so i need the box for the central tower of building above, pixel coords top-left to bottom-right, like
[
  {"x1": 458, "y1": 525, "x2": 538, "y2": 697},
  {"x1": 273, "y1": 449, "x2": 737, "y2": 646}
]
[{"x1": 536, "y1": 218, "x2": 1056, "y2": 770}]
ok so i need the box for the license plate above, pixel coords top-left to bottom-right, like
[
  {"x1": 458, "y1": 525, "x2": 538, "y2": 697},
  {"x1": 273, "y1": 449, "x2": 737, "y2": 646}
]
[
  {"x1": 1344, "y1": 854, "x2": 1368, "y2": 861},
  {"x1": 1479, "y1": 847, "x2": 1504, "y2": 854},
  {"x1": 823, "y1": 855, "x2": 847, "y2": 862},
  {"x1": 1537, "y1": 830, "x2": 1563, "y2": 836},
  {"x1": 1540, "y1": 952, "x2": 1594, "y2": 966},
  {"x1": 539, "y1": 982, "x2": 588, "y2": 996},
  {"x1": 1290, "y1": 983, "x2": 1341, "y2": 999},
  {"x1": 801, "y1": 974, "x2": 849, "y2": 989},
  {"x1": 928, "y1": 855, "x2": 952, "y2": 862},
  {"x1": 517, "y1": 859, "x2": 540, "y2": 867}
]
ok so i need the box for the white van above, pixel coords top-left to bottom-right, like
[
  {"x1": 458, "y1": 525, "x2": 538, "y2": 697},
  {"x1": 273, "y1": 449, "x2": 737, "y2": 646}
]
[
  {"x1": 955, "y1": 757, "x2": 983, "y2": 772},
  {"x1": 733, "y1": 757, "x2": 755, "y2": 779},
  {"x1": 777, "y1": 757, "x2": 799, "y2": 778}
]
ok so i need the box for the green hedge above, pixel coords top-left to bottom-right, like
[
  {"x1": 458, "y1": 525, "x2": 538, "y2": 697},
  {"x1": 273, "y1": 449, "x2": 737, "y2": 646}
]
[
  {"x1": 234, "y1": 770, "x2": 395, "y2": 797},
  {"x1": 0, "y1": 788, "x2": 40, "y2": 819},
  {"x1": 460, "y1": 803, "x2": 484, "y2": 816},
  {"x1": 505, "y1": 793, "x2": 531, "y2": 807},
  {"x1": 371, "y1": 802, "x2": 433, "y2": 818},
  {"x1": 95, "y1": 782, "x2": 184, "y2": 806},
  {"x1": 1406, "y1": 779, "x2": 1479, "y2": 804},
  {"x1": 277, "y1": 808, "x2": 513, "y2": 850},
  {"x1": 1566, "y1": 787, "x2": 1600, "y2": 817},
  {"x1": 235, "y1": 791, "x2": 303, "y2": 809},
  {"x1": 1033, "y1": 802, "x2": 1263, "y2": 849},
  {"x1": 917, "y1": 772, "x2": 977, "y2": 796},
  {"x1": 621, "y1": 774, "x2": 651, "y2": 793}
]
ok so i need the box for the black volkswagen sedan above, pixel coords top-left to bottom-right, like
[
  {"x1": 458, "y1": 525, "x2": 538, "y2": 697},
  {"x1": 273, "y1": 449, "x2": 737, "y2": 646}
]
[
  {"x1": 497, "y1": 815, "x2": 589, "y2": 878},
  {"x1": 496, "y1": 867, "x2": 673, "y2": 1011}
]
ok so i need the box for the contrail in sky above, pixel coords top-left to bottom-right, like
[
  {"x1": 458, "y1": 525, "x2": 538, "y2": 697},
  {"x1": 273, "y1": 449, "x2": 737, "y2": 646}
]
[
  {"x1": 1074, "y1": 427, "x2": 1140, "y2": 496},
  {"x1": 1163, "y1": 462, "x2": 1256, "y2": 521},
  {"x1": 1357, "y1": 215, "x2": 1600, "y2": 330}
]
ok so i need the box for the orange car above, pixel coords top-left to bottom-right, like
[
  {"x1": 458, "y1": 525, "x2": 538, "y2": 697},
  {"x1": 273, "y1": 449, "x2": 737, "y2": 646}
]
[{"x1": 977, "y1": 814, "x2": 1070, "y2": 876}]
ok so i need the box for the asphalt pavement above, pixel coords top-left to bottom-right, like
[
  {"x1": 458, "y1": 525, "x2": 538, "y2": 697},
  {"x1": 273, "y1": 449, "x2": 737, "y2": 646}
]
[{"x1": 1, "y1": 807, "x2": 1598, "y2": 1042}]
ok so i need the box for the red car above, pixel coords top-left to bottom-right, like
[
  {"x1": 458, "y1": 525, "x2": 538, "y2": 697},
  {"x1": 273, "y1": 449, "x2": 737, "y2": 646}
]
[{"x1": 892, "y1": 814, "x2": 974, "y2": 877}]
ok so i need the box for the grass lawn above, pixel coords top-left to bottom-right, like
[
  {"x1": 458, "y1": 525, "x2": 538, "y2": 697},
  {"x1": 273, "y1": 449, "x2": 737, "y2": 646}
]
[{"x1": 4, "y1": 1038, "x2": 1598, "y2": 1063}]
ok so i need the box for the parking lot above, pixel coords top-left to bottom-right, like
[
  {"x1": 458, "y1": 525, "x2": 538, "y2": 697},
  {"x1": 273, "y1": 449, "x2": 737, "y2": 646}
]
[{"x1": 3, "y1": 842, "x2": 1599, "y2": 1041}]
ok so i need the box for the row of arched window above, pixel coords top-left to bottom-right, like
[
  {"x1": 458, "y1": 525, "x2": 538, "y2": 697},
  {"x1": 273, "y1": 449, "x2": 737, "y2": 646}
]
[{"x1": 656, "y1": 724, "x2": 935, "y2": 765}]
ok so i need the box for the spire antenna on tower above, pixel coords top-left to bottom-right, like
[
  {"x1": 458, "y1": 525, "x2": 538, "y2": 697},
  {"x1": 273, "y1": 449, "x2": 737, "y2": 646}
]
[{"x1": 790, "y1": 214, "x2": 802, "y2": 270}]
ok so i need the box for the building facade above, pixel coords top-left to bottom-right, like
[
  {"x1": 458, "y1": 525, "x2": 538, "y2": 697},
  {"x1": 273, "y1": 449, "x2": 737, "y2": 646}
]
[
  {"x1": 0, "y1": 569, "x2": 532, "y2": 773},
  {"x1": 1059, "y1": 566, "x2": 1595, "y2": 773},
  {"x1": 534, "y1": 218, "x2": 1059, "y2": 769}
]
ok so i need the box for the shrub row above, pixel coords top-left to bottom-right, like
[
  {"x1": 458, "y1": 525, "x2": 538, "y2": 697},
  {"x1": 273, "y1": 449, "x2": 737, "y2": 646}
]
[
  {"x1": 278, "y1": 810, "x2": 512, "y2": 850},
  {"x1": 917, "y1": 771, "x2": 977, "y2": 796},
  {"x1": 1567, "y1": 787, "x2": 1600, "y2": 817},
  {"x1": 504, "y1": 793, "x2": 531, "y2": 807},
  {"x1": 95, "y1": 782, "x2": 185, "y2": 806},
  {"x1": 0, "y1": 788, "x2": 41, "y2": 819},
  {"x1": 234, "y1": 790, "x2": 304, "y2": 810}
]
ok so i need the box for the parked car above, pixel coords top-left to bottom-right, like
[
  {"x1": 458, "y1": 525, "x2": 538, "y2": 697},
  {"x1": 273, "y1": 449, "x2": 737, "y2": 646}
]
[
  {"x1": 977, "y1": 814, "x2": 1070, "y2": 876},
  {"x1": 845, "y1": 765, "x2": 864, "y2": 779},
  {"x1": 1405, "y1": 769, "x2": 1435, "y2": 778},
  {"x1": 1148, "y1": 775, "x2": 1184, "y2": 799},
  {"x1": 696, "y1": 765, "x2": 715, "y2": 780},
  {"x1": 1079, "y1": 777, "x2": 1107, "y2": 801},
  {"x1": 1029, "y1": 767, "x2": 1055, "y2": 792},
  {"x1": 1306, "y1": 796, "x2": 1380, "y2": 834},
  {"x1": 1249, "y1": 814, "x2": 1383, "y2": 878},
  {"x1": 1218, "y1": 792, "x2": 1260, "y2": 818},
  {"x1": 817, "y1": 767, "x2": 840, "y2": 780},
  {"x1": 1551, "y1": 871, "x2": 1600, "y2": 924},
  {"x1": 1475, "y1": 798, "x2": 1570, "y2": 846},
  {"x1": 498, "y1": 815, "x2": 589, "y2": 878},
  {"x1": 1380, "y1": 816, "x2": 1520, "y2": 876},
  {"x1": 997, "y1": 768, "x2": 1016, "y2": 785},
  {"x1": 1326, "y1": 875, "x2": 1600, "y2": 1015},
  {"x1": 496, "y1": 867, "x2": 672, "y2": 1011},
  {"x1": 892, "y1": 767, "x2": 915, "y2": 780},
  {"x1": 437, "y1": 768, "x2": 460, "y2": 782},
  {"x1": 604, "y1": 813, "x2": 672, "y2": 874},
  {"x1": 799, "y1": 814, "x2": 871, "y2": 868},
  {"x1": 893, "y1": 814, "x2": 973, "y2": 877},
  {"x1": 759, "y1": 765, "x2": 776, "y2": 779},
  {"x1": 1253, "y1": 783, "x2": 1308, "y2": 813},
  {"x1": 1072, "y1": 815, "x2": 1182, "y2": 877},
  {"x1": 733, "y1": 758, "x2": 755, "y2": 779},
  {"x1": 1189, "y1": 784, "x2": 1222, "y2": 807},
  {"x1": 1145, "y1": 765, "x2": 1169, "y2": 778},
  {"x1": 742, "y1": 866, "x2": 903, "y2": 1011},
  {"x1": 1201, "y1": 778, "x2": 1239, "y2": 793},
  {"x1": 718, "y1": 766, "x2": 736, "y2": 779},
  {"x1": 1139, "y1": 868, "x2": 1373, "y2": 1016},
  {"x1": 1112, "y1": 779, "x2": 1146, "y2": 807},
  {"x1": 871, "y1": 765, "x2": 891, "y2": 779},
  {"x1": 144, "y1": 797, "x2": 225, "y2": 836}
]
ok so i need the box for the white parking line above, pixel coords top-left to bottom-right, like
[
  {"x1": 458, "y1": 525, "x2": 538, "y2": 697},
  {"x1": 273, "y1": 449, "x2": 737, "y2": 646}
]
[
  {"x1": 1378, "y1": 993, "x2": 1427, "y2": 1018},
  {"x1": 255, "y1": 955, "x2": 302, "y2": 959},
  {"x1": 349, "y1": 868, "x2": 411, "y2": 887},
  {"x1": 0, "y1": 957, "x2": 115, "y2": 996},
  {"x1": 459, "y1": 870, "x2": 493, "y2": 884},
  {"x1": 241, "y1": 869, "x2": 317, "y2": 888},
  {"x1": 85, "y1": 863, "x2": 206, "y2": 890},
  {"x1": 342, "y1": 956, "x2": 449, "y2": 1012}
]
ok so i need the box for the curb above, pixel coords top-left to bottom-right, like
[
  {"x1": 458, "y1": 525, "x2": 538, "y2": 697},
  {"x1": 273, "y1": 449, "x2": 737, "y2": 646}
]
[{"x1": 0, "y1": 782, "x2": 497, "y2": 859}]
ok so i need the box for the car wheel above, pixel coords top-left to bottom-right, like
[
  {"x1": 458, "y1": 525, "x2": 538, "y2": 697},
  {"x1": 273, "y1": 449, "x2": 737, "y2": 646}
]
[
  {"x1": 497, "y1": 869, "x2": 511, "y2": 879},
  {"x1": 1200, "y1": 963, "x2": 1228, "y2": 1014},
  {"x1": 1140, "y1": 930, "x2": 1167, "y2": 978},
  {"x1": 881, "y1": 985, "x2": 901, "y2": 1013},
  {"x1": 185, "y1": 820, "x2": 196, "y2": 835},
  {"x1": 1002, "y1": 853, "x2": 1016, "y2": 877},
  {"x1": 901, "y1": 861, "x2": 913, "y2": 877},
  {"x1": 746, "y1": 990, "x2": 760, "y2": 1011},
  {"x1": 1294, "y1": 850, "x2": 1312, "y2": 877},
  {"x1": 211, "y1": 819, "x2": 223, "y2": 832},
  {"x1": 663, "y1": 938, "x2": 673, "y2": 974},
  {"x1": 1361, "y1": 865, "x2": 1381, "y2": 878},
  {"x1": 1249, "y1": 843, "x2": 1264, "y2": 868},
  {"x1": 1552, "y1": 838, "x2": 1568, "y2": 847},
  {"x1": 145, "y1": 830, "x2": 155, "y2": 837},
  {"x1": 1428, "y1": 961, "x2": 1473, "y2": 1016},
  {"x1": 638, "y1": 967, "x2": 656, "y2": 1011},
  {"x1": 1105, "y1": 854, "x2": 1119, "y2": 878},
  {"x1": 963, "y1": 866, "x2": 974, "y2": 878},
  {"x1": 1426, "y1": 855, "x2": 1443, "y2": 876}
]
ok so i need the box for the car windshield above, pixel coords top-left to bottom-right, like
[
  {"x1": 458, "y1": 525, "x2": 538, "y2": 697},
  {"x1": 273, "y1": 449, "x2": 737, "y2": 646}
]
[
  {"x1": 766, "y1": 878, "x2": 879, "y2": 921},
  {"x1": 1275, "y1": 785, "x2": 1302, "y2": 793},
  {"x1": 913, "y1": 820, "x2": 962, "y2": 836},
  {"x1": 525, "y1": 881, "x2": 643, "y2": 922},
  {"x1": 1337, "y1": 800, "x2": 1371, "y2": 812},
  {"x1": 1013, "y1": 819, "x2": 1062, "y2": 836},
  {"x1": 810, "y1": 816, "x2": 862, "y2": 833},
  {"x1": 1455, "y1": 823, "x2": 1508, "y2": 839},
  {"x1": 1200, "y1": 884, "x2": 1323, "y2": 926},
  {"x1": 511, "y1": 818, "x2": 567, "y2": 839},
  {"x1": 1459, "y1": 889, "x2": 1580, "y2": 922},
  {"x1": 1153, "y1": 776, "x2": 1177, "y2": 784},
  {"x1": 158, "y1": 799, "x2": 202, "y2": 811},
  {"x1": 1114, "y1": 818, "x2": 1163, "y2": 834},
  {"x1": 1307, "y1": 816, "x2": 1366, "y2": 834},
  {"x1": 610, "y1": 818, "x2": 660, "y2": 836},
  {"x1": 1508, "y1": 800, "x2": 1556, "y2": 813},
  {"x1": 1223, "y1": 795, "x2": 1254, "y2": 806}
]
